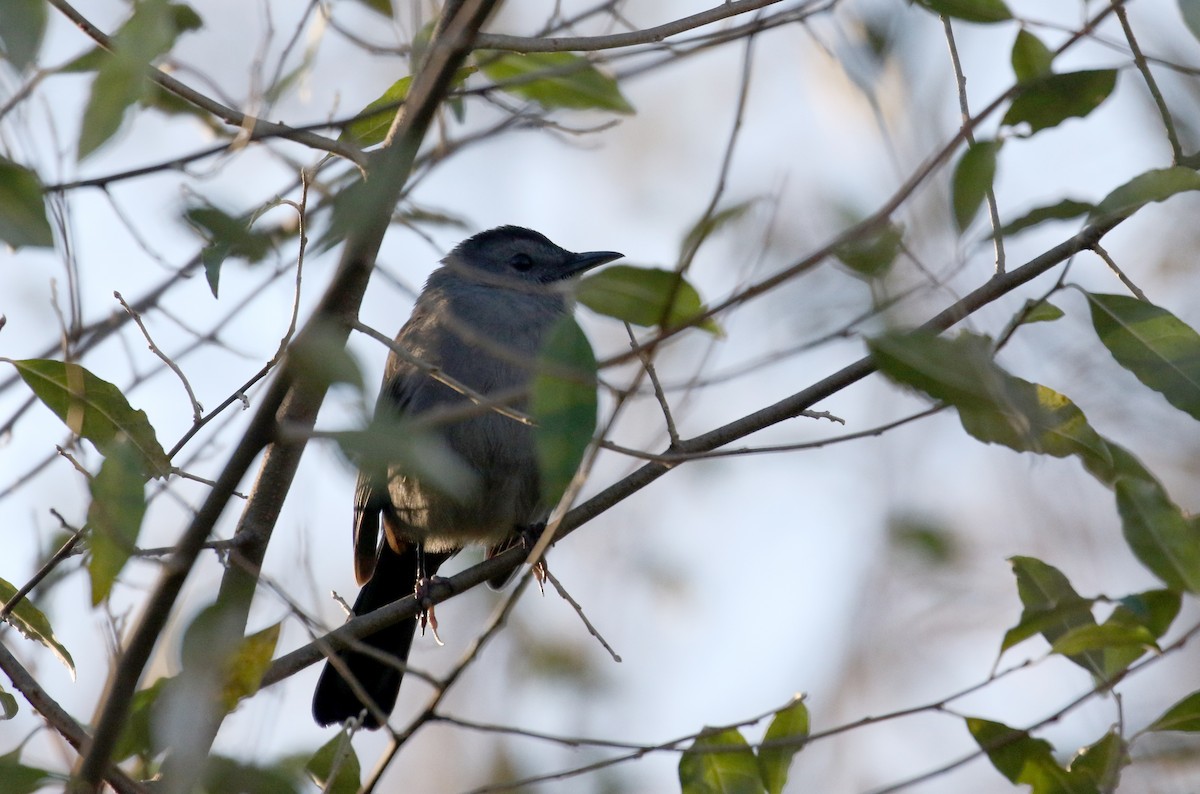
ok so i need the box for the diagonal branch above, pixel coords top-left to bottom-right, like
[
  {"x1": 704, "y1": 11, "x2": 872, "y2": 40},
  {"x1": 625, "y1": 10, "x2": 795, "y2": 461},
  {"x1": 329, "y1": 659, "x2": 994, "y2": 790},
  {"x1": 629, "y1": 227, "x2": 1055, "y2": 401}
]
[
  {"x1": 0, "y1": 641, "x2": 146, "y2": 794},
  {"x1": 260, "y1": 216, "x2": 1122, "y2": 690}
]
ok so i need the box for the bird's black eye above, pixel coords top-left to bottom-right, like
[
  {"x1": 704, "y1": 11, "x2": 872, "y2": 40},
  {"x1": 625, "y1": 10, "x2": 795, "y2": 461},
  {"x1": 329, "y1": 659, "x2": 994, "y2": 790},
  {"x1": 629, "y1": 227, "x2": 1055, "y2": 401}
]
[{"x1": 509, "y1": 253, "x2": 534, "y2": 272}]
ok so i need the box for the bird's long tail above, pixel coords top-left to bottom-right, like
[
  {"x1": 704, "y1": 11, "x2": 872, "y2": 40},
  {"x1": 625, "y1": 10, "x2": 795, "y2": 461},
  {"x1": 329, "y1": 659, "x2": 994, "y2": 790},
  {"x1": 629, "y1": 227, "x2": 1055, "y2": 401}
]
[{"x1": 312, "y1": 544, "x2": 430, "y2": 729}]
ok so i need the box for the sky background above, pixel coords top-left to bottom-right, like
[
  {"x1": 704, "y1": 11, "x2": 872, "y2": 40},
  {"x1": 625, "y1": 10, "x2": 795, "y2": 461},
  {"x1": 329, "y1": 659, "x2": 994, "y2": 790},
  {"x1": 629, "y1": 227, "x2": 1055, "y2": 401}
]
[{"x1": 3, "y1": 1, "x2": 1200, "y2": 791}]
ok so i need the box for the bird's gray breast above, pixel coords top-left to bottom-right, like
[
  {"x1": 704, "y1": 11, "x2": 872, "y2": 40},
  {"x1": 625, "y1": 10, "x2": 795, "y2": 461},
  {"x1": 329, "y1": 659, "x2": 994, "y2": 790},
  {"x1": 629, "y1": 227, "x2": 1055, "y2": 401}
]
[{"x1": 385, "y1": 278, "x2": 565, "y2": 550}]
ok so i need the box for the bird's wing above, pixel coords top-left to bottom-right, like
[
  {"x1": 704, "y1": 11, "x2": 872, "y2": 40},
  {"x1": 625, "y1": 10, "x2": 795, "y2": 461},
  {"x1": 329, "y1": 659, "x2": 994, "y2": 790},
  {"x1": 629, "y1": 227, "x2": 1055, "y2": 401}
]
[
  {"x1": 352, "y1": 348, "x2": 423, "y2": 585},
  {"x1": 352, "y1": 470, "x2": 388, "y2": 585}
]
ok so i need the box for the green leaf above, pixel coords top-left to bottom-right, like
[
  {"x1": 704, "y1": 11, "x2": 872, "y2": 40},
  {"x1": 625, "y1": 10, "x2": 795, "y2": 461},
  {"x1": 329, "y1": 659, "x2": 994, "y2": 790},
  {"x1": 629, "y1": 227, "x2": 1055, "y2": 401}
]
[
  {"x1": 0, "y1": 685, "x2": 17, "y2": 720},
  {"x1": 1011, "y1": 29, "x2": 1054, "y2": 83},
  {"x1": 479, "y1": 51, "x2": 634, "y2": 114},
  {"x1": 344, "y1": 75, "x2": 412, "y2": 146},
  {"x1": 87, "y1": 441, "x2": 149, "y2": 605},
  {"x1": 1096, "y1": 589, "x2": 1180, "y2": 676},
  {"x1": 759, "y1": 697, "x2": 809, "y2": 794},
  {"x1": 168, "y1": 3, "x2": 203, "y2": 34},
  {"x1": 170, "y1": 610, "x2": 283, "y2": 732},
  {"x1": 1002, "y1": 556, "x2": 1106, "y2": 677},
  {"x1": 681, "y1": 201, "x2": 756, "y2": 258},
  {"x1": 1016, "y1": 299, "x2": 1065, "y2": 325},
  {"x1": 966, "y1": 718, "x2": 1093, "y2": 793},
  {"x1": 531, "y1": 316, "x2": 598, "y2": 506},
  {"x1": 1003, "y1": 70, "x2": 1118, "y2": 134},
  {"x1": 289, "y1": 323, "x2": 363, "y2": 393},
  {"x1": 305, "y1": 733, "x2": 362, "y2": 794},
  {"x1": 60, "y1": 46, "x2": 111, "y2": 74},
  {"x1": 200, "y1": 755, "x2": 302, "y2": 794},
  {"x1": 0, "y1": 576, "x2": 76, "y2": 679},
  {"x1": 5, "y1": 359, "x2": 171, "y2": 477},
  {"x1": 915, "y1": 0, "x2": 1012, "y2": 24},
  {"x1": 62, "y1": 5, "x2": 201, "y2": 75},
  {"x1": 999, "y1": 199, "x2": 1094, "y2": 237},
  {"x1": 218, "y1": 622, "x2": 281, "y2": 711},
  {"x1": 1086, "y1": 292, "x2": 1200, "y2": 420},
  {"x1": 77, "y1": 0, "x2": 201, "y2": 158},
  {"x1": 1067, "y1": 730, "x2": 1127, "y2": 791},
  {"x1": 578, "y1": 265, "x2": 720, "y2": 334},
  {"x1": 966, "y1": 718, "x2": 1052, "y2": 784},
  {"x1": 186, "y1": 204, "x2": 276, "y2": 298},
  {"x1": 78, "y1": 54, "x2": 145, "y2": 158},
  {"x1": 1113, "y1": 589, "x2": 1180, "y2": 639},
  {"x1": 889, "y1": 514, "x2": 957, "y2": 565},
  {"x1": 341, "y1": 67, "x2": 476, "y2": 146},
  {"x1": 868, "y1": 332, "x2": 1112, "y2": 469},
  {"x1": 1115, "y1": 476, "x2": 1200, "y2": 592},
  {"x1": 1048, "y1": 622, "x2": 1157, "y2": 657},
  {"x1": 835, "y1": 220, "x2": 904, "y2": 279},
  {"x1": 1000, "y1": 600, "x2": 1095, "y2": 655},
  {"x1": 679, "y1": 726, "x2": 765, "y2": 794},
  {"x1": 1148, "y1": 690, "x2": 1200, "y2": 732},
  {"x1": 0, "y1": 158, "x2": 53, "y2": 249},
  {"x1": 1090, "y1": 166, "x2": 1200, "y2": 223},
  {"x1": 0, "y1": 0, "x2": 47, "y2": 71},
  {"x1": 113, "y1": 676, "x2": 170, "y2": 762},
  {"x1": 1182, "y1": 0, "x2": 1200, "y2": 46},
  {"x1": 1078, "y1": 436, "x2": 1154, "y2": 489},
  {"x1": 952, "y1": 139, "x2": 1000, "y2": 231},
  {"x1": 312, "y1": 172, "x2": 389, "y2": 255},
  {"x1": 352, "y1": 0, "x2": 392, "y2": 18},
  {"x1": 0, "y1": 748, "x2": 55, "y2": 794}
]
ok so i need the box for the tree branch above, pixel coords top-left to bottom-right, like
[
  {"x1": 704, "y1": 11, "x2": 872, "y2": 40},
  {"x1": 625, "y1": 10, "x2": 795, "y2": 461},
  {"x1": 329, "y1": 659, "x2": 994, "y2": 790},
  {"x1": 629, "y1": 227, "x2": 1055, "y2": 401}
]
[
  {"x1": 261, "y1": 217, "x2": 1121, "y2": 691},
  {"x1": 0, "y1": 642, "x2": 146, "y2": 794},
  {"x1": 474, "y1": 0, "x2": 783, "y2": 52},
  {"x1": 45, "y1": 0, "x2": 367, "y2": 167}
]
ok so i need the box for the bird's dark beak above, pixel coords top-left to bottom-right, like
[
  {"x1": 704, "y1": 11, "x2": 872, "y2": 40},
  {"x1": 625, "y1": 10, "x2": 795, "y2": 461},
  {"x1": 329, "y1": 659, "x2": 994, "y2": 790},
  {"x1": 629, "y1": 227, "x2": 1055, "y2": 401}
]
[{"x1": 561, "y1": 249, "x2": 623, "y2": 279}]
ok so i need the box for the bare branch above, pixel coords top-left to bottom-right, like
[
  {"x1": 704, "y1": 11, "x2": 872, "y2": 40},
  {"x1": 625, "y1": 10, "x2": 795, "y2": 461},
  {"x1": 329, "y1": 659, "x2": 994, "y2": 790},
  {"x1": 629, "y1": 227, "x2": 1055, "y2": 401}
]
[
  {"x1": 474, "y1": 0, "x2": 784, "y2": 52},
  {"x1": 115, "y1": 291, "x2": 203, "y2": 423}
]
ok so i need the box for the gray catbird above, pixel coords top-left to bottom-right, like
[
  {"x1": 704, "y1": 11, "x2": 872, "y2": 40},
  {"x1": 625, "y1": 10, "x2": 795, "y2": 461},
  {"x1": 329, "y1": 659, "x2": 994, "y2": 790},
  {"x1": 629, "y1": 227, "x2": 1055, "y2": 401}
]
[{"x1": 312, "y1": 225, "x2": 622, "y2": 728}]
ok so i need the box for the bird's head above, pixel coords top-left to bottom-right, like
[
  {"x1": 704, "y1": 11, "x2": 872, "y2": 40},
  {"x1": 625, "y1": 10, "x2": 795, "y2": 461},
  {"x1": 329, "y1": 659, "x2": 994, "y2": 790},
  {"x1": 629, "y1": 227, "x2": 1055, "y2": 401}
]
[{"x1": 444, "y1": 225, "x2": 623, "y2": 288}]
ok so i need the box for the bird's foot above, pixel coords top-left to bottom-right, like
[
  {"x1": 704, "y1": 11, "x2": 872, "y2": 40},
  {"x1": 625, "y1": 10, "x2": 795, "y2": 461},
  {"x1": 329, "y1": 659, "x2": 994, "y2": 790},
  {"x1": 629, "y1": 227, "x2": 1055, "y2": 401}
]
[
  {"x1": 516, "y1": 522, "x2": 550, "y2": 593},
  {"x1": 415, "y1": 575, "x2": 447, "y2": 646}
]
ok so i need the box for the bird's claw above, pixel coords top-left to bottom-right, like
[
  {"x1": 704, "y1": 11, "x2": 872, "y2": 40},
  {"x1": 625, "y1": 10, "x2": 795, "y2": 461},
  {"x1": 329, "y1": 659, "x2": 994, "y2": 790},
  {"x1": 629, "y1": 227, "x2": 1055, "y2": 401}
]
[
  {"x1": 517, "y1": 523, "x2": 550, "y2": 593},
  {"x1": 415, "y1": 575, "x2": 446, "y2": 646}
]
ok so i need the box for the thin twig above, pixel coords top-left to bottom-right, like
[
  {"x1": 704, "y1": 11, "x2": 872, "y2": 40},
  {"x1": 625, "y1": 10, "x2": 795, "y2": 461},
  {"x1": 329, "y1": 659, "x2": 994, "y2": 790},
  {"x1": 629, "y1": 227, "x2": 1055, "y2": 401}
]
[
  {"x1": 0, "y1": 512, "x2": 85, "y2": 622},
  {"x1": 115, "y1": 291, "x2": 203, "y2": 422},
  {"x1": 1090, "y1": 242, "x2": 1148, "y2": 300},
  {"x1": 600, "y1": 406, "x2": 930, "y2": 463},
  {"x1": 168, "y1": 468, "x2": 248, "y2": 498},
  {"x1": 353, "y1": 320, "x2": 534, "y2": 425},
  {"x1": 542, "y1": 564, "x2": 621, "y2": 663},
  {"x1": 54, "y1": 445, "x2": 90, "y2": 477},
  {"x1": 1111, "y1": 0, "x2": 1183, "y2": 163},
  {"x1": 628, "y1": 323, "x2": 679, "y2": 446},
  {"x1": 941, "y1": 16, "x2": 1006, "y2": 274}
]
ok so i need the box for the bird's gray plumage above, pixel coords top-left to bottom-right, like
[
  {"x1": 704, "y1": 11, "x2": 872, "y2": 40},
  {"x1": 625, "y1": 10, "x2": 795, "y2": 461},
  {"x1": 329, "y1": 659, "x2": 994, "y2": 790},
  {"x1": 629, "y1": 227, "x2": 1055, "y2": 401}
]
[{"x1": 313, "y1": 225, "x2": 622, "y2": 728}]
